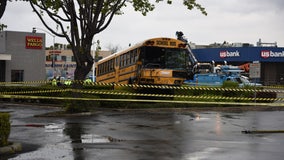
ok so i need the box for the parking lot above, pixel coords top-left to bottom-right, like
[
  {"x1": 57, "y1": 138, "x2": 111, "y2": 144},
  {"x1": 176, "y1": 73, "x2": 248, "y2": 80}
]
[{"x1": 1, "y1": 103, "x2": 284, "y2": 160}]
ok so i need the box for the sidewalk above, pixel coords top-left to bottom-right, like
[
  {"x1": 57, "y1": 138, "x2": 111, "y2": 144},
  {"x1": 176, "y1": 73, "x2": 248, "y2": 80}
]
[{"x1": 0, "y1": 142, "x2": 22, "y2": 155}]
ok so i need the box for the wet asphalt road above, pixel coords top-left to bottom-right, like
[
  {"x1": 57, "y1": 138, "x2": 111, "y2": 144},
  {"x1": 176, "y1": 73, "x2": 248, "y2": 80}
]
[{"x1": 1, "y1": 103, "x2": 284, "y2": 160}]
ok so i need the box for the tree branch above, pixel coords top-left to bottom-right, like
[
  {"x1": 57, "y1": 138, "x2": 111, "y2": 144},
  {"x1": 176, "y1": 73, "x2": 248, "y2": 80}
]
[{"x1": 0, "y1": 0, "x2": 7, "y2": 19}]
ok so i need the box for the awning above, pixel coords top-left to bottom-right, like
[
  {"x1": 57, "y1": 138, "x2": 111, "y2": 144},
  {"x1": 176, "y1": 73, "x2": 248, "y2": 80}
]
[{"x1": 0, "y1": 54, "x2": 11, "y2": 60}]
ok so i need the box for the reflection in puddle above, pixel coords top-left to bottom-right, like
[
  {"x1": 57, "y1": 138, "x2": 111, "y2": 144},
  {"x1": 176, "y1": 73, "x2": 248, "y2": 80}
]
[
  {"x1": 45, "y1": 123, "x2": 64, "y2": 133},
  {"x1": 183, "y1": 147, "x2": 220, "y2": 160},
  {"x1": 187, "y1": 113, "x2": 211, "y2": 121},
  {"x1": 81, "y1": 134, "x2": 111, "y2": 143}
]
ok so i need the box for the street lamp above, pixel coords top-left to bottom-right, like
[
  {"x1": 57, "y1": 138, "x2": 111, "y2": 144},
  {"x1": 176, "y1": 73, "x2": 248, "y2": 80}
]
[
  {"x1": 32, "y1": 27, "x2": 56, "y2": 76},
  {"x1": 92, "y1": 41, "x2": 96, "y2": 82}
]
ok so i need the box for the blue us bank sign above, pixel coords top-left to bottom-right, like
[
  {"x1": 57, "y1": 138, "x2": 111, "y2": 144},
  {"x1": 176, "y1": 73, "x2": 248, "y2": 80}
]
[{"x1": 192, "y1": 47, "x2": 284, "y2": 62}]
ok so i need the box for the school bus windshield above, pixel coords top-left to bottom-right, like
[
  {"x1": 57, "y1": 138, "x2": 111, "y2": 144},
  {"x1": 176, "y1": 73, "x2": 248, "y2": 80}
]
[{"x1": 142, "y1": 46, "x2": 188, "y2": 70}]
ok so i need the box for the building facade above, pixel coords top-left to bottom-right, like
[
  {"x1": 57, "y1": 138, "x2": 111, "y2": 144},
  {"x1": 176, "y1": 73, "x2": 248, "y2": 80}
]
[
  {"x1": 0, "y1": 31, "x2": 46, "y2": 82},
  {"x1": 192, "y1": 47, "x2": 284, "y2": 85},
  {"x1": 45, "y1": 49, "x2": 111, "y2": 79}
]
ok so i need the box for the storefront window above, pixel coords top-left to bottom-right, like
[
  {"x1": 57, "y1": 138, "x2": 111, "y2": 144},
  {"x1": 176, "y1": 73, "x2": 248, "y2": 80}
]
[
  {"x1": 67, "y1": 56, "x2": 72, "y2": 62},
  {"x1": 11, "y1": 70, "x2": 24, "y2": 82},
  {"x1": 0, "y1": 61, "x2": 5, "y2": 82}
]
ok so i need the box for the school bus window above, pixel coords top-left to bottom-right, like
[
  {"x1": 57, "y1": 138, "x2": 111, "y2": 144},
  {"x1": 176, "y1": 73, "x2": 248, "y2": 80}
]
[
  {"x1": 121, "y1": 55, "x2": 124, "y2": 67},
  {"x1": 126, "y1": 53, "x2": 129, "y2": 66},
  {"x1": 122, "y1": 54, "x2": 126, "y2": 67},
  {"x1": 129, "y1": 51, "x2": 133, "y2": 64},
  {"x1": 97, "y1": 64, "x2": 100, "y2": 75},
  {"x1": 125, "y1": 53, "x2": 128, "y2": 66},
  {"x1": 108, "y1": 61, "x2": 110, "y2": 71},
  {"x1": 98, "y1": 64, "x2": 101, "y2": 75},
  {"x1": 115, "y1": 57, "x2": 119, "y2": 67},
  {"x1": 133, "y1": 51, "x2": 136, "y2": 64},
  {"x1": 103, "y1": 63, "x2": 106, "y2": 73},
  {"x1": 102, "y1": 63, "x2": 105, "y2": 74},
  {"x1": 124, "y1": 54, "x2": 127, "y2": 66},
  {"x1": 119, "y1": 55, "x2": 123, "y2": 67},
  {"x1": 97, "y1": 65, "x2": 101, "y2": 75},
  {"x1": 98, "y1": 64, "x2": 100, "y2": 75},
  {"x1": 123, "y1": 54, "x2": 126, "y2": 67},
  {"x1": 125, "y1": 56, "x2": 127, "y2": 66},
  {"x1": 106, "y1": 61, "x2": 109, "y2": 72},
  {"x1": 110, "y1": 59, "x2": 114, "y2": 71},
  {"x1": 108, "y1": 61, "x2": 111, "y2": 72},
  {"x1": 101, "y1": 63, "x2": 104, "y2": 74},
  {"x1": 134, "y1": 50, "x2": 138, "y2": 62},
  {"x1": 130, "y1": 52, "x2": 133, "y2": 64},
  {"x1": 126, "y1": 53, "x2": 128, "y2": 66},
  {"x1": 103, "y1": 62, "x2": 106, "y2": 73},
  {"x1": 112, "y1": 59, "x2": 115, "y2": 70},
  {"x1": 103, "y1": 63, "x2": 105, "y2": 73},
  {"x1": 108, "y1": 60, "x2": 111, "y2": 72},
  {"x1": 123, "y1": 54, "x2": 126, "y2": 66},
  {"x1": 110, "y1": 59, "x2": 113, "y2": 71},
  {"x1": 170, "y1": 42, "x2": 176, "y2": 46}
]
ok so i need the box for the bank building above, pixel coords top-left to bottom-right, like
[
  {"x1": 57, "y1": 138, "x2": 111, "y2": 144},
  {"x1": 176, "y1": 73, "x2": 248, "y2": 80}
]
[{"x1": 0, "y1": 31, "x2": 45, "y2": 82}]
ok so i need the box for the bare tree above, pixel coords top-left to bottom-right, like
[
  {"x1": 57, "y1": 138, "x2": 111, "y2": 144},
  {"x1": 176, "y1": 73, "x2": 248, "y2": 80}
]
[
  {"x1": 29, "y1": 0, "x2": 207, "y2": 82},
  {"x1": 0, "y1": 0, "x2": 8, "y2": 19},
  {"x1": 106, "y1": 43, "x2": 121, "y2": 54},
  {"x1": 0, "y1": 0, "x2": 8, "y2": 31}
]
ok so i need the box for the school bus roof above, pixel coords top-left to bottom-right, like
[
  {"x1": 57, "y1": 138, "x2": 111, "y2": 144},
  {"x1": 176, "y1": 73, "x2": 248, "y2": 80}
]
[{"x1": 97, "y1": 37, "x2": 184, "y2": 64}]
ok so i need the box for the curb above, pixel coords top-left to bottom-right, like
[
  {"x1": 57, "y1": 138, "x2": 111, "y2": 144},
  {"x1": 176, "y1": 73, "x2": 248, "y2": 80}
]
[{"x1": 0, "y1": 142, "x2": 22, "y2": 155}]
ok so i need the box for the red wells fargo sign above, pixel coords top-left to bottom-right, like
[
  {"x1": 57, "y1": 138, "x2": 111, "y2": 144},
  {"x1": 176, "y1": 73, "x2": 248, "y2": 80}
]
[{"x1": 26, "y1": 36, "x2": 43, "y2": 49}]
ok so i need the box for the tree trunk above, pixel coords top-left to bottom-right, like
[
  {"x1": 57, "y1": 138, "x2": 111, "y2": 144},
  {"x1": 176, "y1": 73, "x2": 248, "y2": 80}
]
[
  {"x1": 68, "y1": 51, "x2": 94, "y2": 113},
  {"x1": 73, "y1": 48, "x2": 94, "y2": 88}
]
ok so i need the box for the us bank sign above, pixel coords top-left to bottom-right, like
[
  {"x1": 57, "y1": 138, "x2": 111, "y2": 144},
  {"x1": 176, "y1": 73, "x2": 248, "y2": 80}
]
[
  {"x1": 220, "y1": 50, "x2": 240, "y2": 58},
  {"x1": 261, "y1": 50, "x2": 284, "y2": 58}
]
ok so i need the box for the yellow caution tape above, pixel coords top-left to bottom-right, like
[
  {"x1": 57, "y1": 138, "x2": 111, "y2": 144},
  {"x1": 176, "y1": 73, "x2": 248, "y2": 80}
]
[
  {"x1": 1, "y1": 94, "x2": 284, "y2": 107},
  {"x1": 1, "y1": 88, "x2": 283, "y2": 102},
  {"x1": 0, "y1": 81, "x2": 284, "y2": 105}
]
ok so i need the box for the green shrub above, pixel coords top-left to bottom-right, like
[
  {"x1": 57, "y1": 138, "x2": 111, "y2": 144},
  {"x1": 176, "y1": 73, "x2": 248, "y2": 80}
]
[
  {"x1": 0, "y1": 113, "x2": 11, "y2": 147},
  {"x1": 255, "y1": 91, "x2": 277, "y2": 102},
  {"x1": 222, "y1": 81, "x2": 239, "y2": 88},
  {"x1": 221, "y1": 81, "x2": 239, "y2": 98}
]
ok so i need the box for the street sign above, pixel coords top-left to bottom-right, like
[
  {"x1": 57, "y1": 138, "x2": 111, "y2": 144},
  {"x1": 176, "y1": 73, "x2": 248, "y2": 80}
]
[{"x1": 249, "y1": 63, "x2": 261, "y2": 78}]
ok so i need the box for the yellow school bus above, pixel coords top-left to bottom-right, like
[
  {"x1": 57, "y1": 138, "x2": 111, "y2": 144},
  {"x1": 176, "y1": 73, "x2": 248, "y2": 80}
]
[{"x1": 96, "y1": 37, "x2": 189, "y2": 85}]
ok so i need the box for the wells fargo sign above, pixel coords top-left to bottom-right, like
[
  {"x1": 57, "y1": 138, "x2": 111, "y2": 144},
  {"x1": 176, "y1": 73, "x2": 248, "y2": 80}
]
[{"x1": 26, "y1": 36, "x2": 43, "y2": 49}]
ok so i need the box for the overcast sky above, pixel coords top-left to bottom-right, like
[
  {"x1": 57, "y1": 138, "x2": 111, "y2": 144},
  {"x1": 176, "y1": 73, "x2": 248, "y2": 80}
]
[{"x1": 1, "y1": 0, "x2": 284, "y2": 50}]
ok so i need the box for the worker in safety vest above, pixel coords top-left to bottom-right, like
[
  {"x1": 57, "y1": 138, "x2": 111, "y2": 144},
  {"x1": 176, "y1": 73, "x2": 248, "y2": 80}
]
[
  {"x1": 64, "y1": 77, "x2": 72, "y2": 86},
  {"x1": 52, "y1": 77, "x2": 57, "y2": 86},
  {"x1": 84, "y1": 77, "x2": 92, "y2": 85}
]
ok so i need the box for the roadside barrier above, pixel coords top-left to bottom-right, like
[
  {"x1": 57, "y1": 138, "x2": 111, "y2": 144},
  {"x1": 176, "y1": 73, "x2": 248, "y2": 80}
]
[{"x1": 0, "y1": 80, "x2": 284, "y2": 106}]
